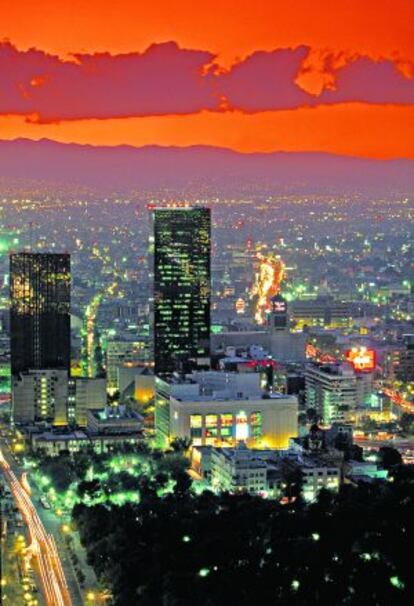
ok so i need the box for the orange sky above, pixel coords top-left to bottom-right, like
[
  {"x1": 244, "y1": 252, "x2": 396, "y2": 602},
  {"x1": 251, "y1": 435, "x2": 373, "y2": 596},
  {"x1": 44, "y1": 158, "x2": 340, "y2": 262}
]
[{"x1": 1, "y1": 0, "x2": 414, "y2": 157}]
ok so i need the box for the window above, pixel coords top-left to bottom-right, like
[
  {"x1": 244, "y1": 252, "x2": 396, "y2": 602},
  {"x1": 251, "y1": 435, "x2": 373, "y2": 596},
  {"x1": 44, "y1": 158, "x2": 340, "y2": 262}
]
[
  {"x1": 250, "y1": 411, "x2": 262, "y2": 438},
  {"x1": 220, "y1": 414, "x2": 233, "y2": 438},
  {"x1": 205, "y1": 415, "x2": 218, "y2": 437},
  {"x1": 190, "y1": 415, "x2": 202, "y2": 438}
]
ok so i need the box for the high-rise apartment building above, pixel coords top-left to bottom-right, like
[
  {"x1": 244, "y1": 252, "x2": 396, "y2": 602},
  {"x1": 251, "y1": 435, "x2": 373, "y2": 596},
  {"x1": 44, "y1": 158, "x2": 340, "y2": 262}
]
[
  {"x1": 10, "y1": 253, "x2": 71, "y2": 377},
  {"x1": 305, "y1": 362, "x2": 357, "y2": 424},
  {"x1": 153, "y1": 207, "x2": 211, "y2": 376}
]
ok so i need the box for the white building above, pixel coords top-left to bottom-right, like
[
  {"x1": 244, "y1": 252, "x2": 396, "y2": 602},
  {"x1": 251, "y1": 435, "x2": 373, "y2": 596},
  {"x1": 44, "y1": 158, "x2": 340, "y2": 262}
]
[
  {"x1": 72, "y1": 377, "x2": 107, "y2": 426},
  {"x1": 210, "y1": 444, "x2": 276, "y2": 495},
  {"x1": 12, "y1": 369, "x2": 69, "y2": 425},
  {"x1": 106, "y1": 339, "x2": 147, "y2": 391},
  {"x1": 208, "y1": 443, "x2": 340, "y2": 501},
  {"x1": 305, "y1": 363, "x2": 357, "y2": 424},
  {"x1": 169, "y1": 395, "x2": 297, "y2": 449},
  {"x1": 86, "y1": 407, "x2": 143, "y2": 435},
  {"x1": 301, "y1": 459, "x2": 341, "y2": 502}
]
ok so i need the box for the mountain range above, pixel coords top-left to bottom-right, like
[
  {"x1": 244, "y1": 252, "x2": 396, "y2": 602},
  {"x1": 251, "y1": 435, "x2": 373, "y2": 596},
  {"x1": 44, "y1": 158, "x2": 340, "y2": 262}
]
[{"x1": 0, "y1": 138, "x2": 413, "y2": 195}]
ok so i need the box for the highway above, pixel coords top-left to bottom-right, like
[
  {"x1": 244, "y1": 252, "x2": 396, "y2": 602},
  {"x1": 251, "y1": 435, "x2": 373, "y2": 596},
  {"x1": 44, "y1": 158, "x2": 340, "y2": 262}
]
[{"x1": 0, "y1": 449, "x2": 73, "y2": 606}]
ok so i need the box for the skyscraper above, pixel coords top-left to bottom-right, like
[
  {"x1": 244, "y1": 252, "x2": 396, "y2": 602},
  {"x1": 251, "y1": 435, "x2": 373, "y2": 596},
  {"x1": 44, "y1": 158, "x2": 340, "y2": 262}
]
[
  {"x1": 10, "y1": 252, "x2": 71, "y2": 378},
  {"x1": 153, "y1": 207, "x2": 211, "y2": 376}
]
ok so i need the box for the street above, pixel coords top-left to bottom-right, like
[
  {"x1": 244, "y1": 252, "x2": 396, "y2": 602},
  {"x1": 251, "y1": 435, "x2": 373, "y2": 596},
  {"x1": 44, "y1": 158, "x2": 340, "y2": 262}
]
[{"x1": 0, "y1": 446, "x2": 74, "y2": 606}]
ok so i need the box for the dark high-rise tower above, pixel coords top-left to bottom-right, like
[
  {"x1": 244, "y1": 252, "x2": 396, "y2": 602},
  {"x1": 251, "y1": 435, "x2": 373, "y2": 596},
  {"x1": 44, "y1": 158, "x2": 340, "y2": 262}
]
[
  {"x1": 153, "y1": 207, "x2": 211, "y2": 376},
  {"x1": 10, "y1": 253, "x2": 71, "y2": 377}
]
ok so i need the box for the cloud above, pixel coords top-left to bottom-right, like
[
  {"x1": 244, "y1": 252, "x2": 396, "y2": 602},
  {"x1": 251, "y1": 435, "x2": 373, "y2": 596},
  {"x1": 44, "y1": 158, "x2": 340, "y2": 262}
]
[
  {"x1": 0, "y1": 41, "x2": 413, "y2": 122},
  {"x1": 318, "y1": 57, "x2": 414, "y2": 105},
  {"x1": 214, "y1": 46, "x2": 311, "y2": 111},
  {"x1": 0, "y1": 41, "x2": 218, "y2": 121}
]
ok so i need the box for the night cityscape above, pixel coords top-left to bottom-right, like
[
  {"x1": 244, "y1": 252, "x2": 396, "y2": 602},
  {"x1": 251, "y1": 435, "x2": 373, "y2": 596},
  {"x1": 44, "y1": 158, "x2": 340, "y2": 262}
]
[{"x1": 0, "y1": 2, "x2": 414, "y2": 606}]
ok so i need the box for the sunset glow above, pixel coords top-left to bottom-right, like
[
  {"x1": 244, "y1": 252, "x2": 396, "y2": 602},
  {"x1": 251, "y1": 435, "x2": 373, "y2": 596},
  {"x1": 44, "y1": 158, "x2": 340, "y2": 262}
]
[{"x1": 0, "y1": 0, "x2": 413, "y2": 157}]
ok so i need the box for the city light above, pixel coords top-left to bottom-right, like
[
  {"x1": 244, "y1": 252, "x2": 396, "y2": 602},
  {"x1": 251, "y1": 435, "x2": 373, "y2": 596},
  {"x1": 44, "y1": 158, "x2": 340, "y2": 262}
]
[{"x1": 250, "y1": 253, "x2": 285, "y2": 325}]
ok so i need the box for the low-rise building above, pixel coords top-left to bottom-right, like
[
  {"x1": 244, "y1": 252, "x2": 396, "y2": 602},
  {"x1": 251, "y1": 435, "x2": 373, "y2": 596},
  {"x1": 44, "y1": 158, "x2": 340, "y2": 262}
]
[
  {"x1": 30, "y1": 429, "x2": 144, "y2": 456},
  {"x1": 211, "y1": 443, "x2": 274, "y2": 495},
  {"x1": 205, "y1": 443, "x2": 341, "y2": 501},
  {"x1": 301, "y1": 458, "x2": 341, "y2": 501},
  {"x1": 86, "y1": 406, "x2": 143, "y2": 435},
  {"x1": 155, "y1": 371, "x2": 298, "y2": 450}
]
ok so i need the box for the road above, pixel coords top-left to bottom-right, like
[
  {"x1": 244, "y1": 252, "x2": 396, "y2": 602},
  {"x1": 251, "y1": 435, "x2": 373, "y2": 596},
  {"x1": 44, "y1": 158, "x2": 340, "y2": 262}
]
[
  {"x1": 0, "y1": 448, "x2": 73, "y2": 606},
  {"x1": 82, "y1": 280, "x2": 118, "y2": 377}
]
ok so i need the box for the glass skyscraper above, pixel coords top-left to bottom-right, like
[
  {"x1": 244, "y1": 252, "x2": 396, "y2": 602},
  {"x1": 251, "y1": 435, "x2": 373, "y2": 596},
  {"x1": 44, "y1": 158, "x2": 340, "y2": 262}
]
[
  {"x1": 153, "y1": 207, "x2": 211, "y2": 376},
  {"x1": 10, "y1": 252, "x2": 71, "y2": 377}
]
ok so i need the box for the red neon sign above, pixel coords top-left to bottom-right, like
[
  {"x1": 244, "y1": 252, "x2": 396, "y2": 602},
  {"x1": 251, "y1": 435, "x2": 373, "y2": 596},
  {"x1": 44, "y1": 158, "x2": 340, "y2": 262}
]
[
  {"x1": 345, "y1": 347, "x2": 376, "y2": 372},
  {"x1": 242, "y1": 359, "x2": 277, "y2": 369},
  {"x1": 305, "y1": 343, "x2": 337, "y2": 364}
]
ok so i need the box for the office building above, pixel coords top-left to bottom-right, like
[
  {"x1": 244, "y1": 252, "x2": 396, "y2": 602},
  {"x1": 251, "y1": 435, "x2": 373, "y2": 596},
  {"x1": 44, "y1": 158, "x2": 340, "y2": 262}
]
[
  {"x1": 155, "y1": 372, "x2": 298, "y2": 449},
  {"x1": 153, "y1": 207, "x2": 211, "y2": 376},
  {"x1": 291, "y1": 297, "x2": 354, "y2": 330},
  {"x1": 12, "y1": 369, "x2": 69, "y2": 425},
  {"x1": 10, "y1": 252, "x2": 71, "y2": 377},
  {"x1": 305, "y1": 362, "x2": 357, "y2": 424},
  {"x1": 70, "y1": 377, "x2": 107, "y2": 427},
  {"x1": 395, "y1": 334, "x2": 414, "y2": 383},
  {"x1": 106, "y1": 339, "x2": 147, "y2": 390}
]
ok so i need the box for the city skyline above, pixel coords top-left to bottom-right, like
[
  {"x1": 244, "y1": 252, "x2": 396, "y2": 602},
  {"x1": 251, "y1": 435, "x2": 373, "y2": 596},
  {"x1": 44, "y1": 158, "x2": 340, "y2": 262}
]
[{"x1": 0, "y1": 3, "x2": 412, "y2": 606}]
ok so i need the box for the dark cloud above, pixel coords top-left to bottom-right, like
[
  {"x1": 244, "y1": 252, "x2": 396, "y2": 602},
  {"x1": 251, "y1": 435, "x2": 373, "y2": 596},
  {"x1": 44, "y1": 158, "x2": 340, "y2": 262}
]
[{"x1": 0, "y1": 41, "x2": 412, "y2": 122}]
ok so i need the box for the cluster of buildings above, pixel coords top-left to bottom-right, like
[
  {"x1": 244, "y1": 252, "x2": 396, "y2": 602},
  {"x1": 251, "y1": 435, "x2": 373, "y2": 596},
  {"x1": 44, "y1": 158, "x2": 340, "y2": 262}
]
[
  {"x1": 190, "y1": 423, "x2": 387, "y2": 502},
  {"x1": 5, "y1": 203, "x2": 413, "y2": 501}
]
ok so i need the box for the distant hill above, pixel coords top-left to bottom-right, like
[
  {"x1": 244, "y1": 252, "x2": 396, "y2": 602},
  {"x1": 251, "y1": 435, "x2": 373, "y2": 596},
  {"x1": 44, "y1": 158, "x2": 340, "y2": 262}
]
[{"x1": 0, "y1": 138, "x2": 412, "y2": 195}]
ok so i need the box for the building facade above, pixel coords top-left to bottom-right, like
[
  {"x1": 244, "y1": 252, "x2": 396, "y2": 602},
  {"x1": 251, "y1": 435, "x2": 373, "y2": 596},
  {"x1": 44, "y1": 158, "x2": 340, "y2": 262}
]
[
  {"x1": 159, "y1": 393, "x2": 298, "y2": 450},
  {"x1": 10, "y1": 253, "x2": 71, "y2": 377},
  {"x1": 12, "y1": 369, "x2": 69, "y2": 425},
  {"x1": 71, "y1": 377, "x2": 107, "y2": 427},
  {"x1": 106, "y1": 339, "x2": 147, "y2": 391},
  {"x1": 153, "y1": 207, "x2": 211, "y2": 376},
  {"x1": 305, "y1": 363, "x2": 357, "y2": 424}
]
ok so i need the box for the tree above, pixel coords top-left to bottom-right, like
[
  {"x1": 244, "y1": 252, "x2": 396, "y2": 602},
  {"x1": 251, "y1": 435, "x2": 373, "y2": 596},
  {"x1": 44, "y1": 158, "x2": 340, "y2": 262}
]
[
  {"x1": 72, "y1": 453, "x2": 90, "y2": 481},
  {"x1": 349, "y1": 444, "x2": 364, "y2": 462},
  {"x1": 71, "y1": 469, "x2": 413, "y2": 606},
  {"x1": 298, "y1": 412, "x2": 308, "y2": 426},
  {"x1": 174, "y1": 470, "x2": 192, "y2": 496},
  {"x1": 156, "y1": 453, "x2": 188, "y2": 478},
  {"x1": 399, "y1": 413, "x2": 414, "y2": 434},
  {"x1": 378, "y1": 446, "x2": 402, "y2": 470},
  {"x1": 306, "y1": 407, "x2": 318, "y2": 423},
  {"x1": 77, "y1": 479, "x2": 101, "y2": 500},
  {"x1": 334, "y1": 435, "x2": 363, "y2": 462},
  {"x1": 279, "y1": 460, "x2": 303, "y2": 502},
  {"x1": 40, "y1": 455, "x2": 76, "y2": 492},
  {"x1": 169, "y1": 437, "x2": 192, "y2": 453}
]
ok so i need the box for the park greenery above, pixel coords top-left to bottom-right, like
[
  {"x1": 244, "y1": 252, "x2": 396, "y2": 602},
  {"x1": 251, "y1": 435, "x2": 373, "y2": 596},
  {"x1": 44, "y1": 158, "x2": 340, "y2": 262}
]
[
  {"x1": 72, "y1": 463, "x2": 414, "y2": 606},
  {"x1": 26, "y1": 441, "x2": 191, "y2": 513},
  {"x1": 22, "y1": 439, "x2": 413, "y2": 605}
]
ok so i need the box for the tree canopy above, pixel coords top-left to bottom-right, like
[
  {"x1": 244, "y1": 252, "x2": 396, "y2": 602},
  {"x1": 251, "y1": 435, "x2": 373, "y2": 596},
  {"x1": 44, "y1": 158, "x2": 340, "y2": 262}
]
[{"x1": 72, "y1": 465, "x2": 414, "y2": 606}]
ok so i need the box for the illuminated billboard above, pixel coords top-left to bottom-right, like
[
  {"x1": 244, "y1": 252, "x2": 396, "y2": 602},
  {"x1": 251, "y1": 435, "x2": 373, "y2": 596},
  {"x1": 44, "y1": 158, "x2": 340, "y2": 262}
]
[
  {"x1": 235, "y1": 411, "x2": 249, "y2": 441},
  {"x1": 345, "y1": 347, "x2": 376, "y2": 372}
]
